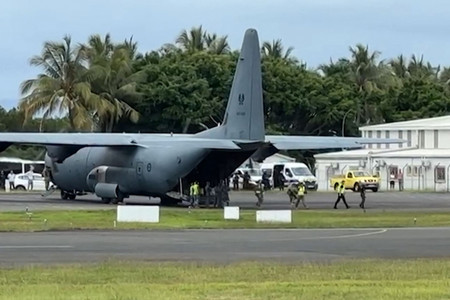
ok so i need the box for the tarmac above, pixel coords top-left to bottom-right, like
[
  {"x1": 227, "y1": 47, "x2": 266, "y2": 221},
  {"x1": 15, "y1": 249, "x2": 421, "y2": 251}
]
[
  {"x1": 0, "y1": 190, "x2": 449, "y2": 211},
  {"x1": 0, "y1": 228, "x2": 449, "y2": 265}
]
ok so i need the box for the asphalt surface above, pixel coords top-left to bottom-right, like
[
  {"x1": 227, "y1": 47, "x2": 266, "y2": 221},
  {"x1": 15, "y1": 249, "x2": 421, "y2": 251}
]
[
  {"x1": 0, "y1": 228, "x2": 449, "y2": 265},
  {"x1": 1, "y1": 190, "x2": 450, "y2": 211}
]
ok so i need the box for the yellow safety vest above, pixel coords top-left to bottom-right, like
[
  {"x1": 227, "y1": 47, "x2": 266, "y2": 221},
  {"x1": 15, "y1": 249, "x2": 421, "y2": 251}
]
[
  {"x1": 338, "y1": 184, "x2": 345, "y2": 194},
  {"x1": 297, "y1": 186, "x2": 305, "y2": 196},
  {"x1": 190, "y1": 184, "x2": 195, "y2": 196}
]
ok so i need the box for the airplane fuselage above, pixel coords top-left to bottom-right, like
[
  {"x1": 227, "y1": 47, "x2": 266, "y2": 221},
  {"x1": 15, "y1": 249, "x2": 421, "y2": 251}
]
[{"x1": 46, "y1": 145, "x2": 208, "y2": 197}]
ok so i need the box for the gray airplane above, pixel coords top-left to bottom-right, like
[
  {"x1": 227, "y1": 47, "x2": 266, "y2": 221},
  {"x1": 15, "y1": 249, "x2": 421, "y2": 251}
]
[{"x1": 0, "y1": 29, "x2": 399, "y2": 205}]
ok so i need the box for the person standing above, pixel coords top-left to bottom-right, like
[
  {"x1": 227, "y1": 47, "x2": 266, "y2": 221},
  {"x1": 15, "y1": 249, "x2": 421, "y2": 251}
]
[
  {"x1": 205, "y1": 181, "x2": 213, "y2": 208},
  {"x1": 255, "y1": 181, "x2": 264, "y2": 207},
  {"x1": 232, "y1": 173, "x2": 240, "y2": 190},
  {"x1": 222, "y1": 183, "x2": 230, "y2": 206},
  {"x1": 398, "y1": 169, "x2": 404, "y2": 191},
  {"x1": 0, "y1": 171, "x2": 5, "y2": 190},
  {"x1": 214, "y1": 181, "x2": 223, "y2": 208},
  {"x1": 334, "y1": 180, "x2": 349, "y2": 209},
  {"x1": 193, "y1": 182, "x2": 200, "y2": 207},
  {"x1": 359, "y1": 182, "x2": 366, "y2": 210},
  {"x1": 189, "y1": 182, "x2": 195, "y2": 207},
  {"x1": 42, "y1": 167, "x2": 51, "y2": 191},
  {"x1": 287, "y1": 182, "x2": 298, "y2": 205},
  {"x1": 242, "y1": 171, "x2": 250, "y2": 190},
  {"x1": 26, "y1": 168, "x2": 34, "y2": 191},
  {"x1": 7, "y1": 171, "x2": 15, "y2": 190},
  {"x1": 295, "y1": 181, "x2": 308, "y2": 209},
  {"x1": 278, "y1": 172, "x2": 286, "y2": 191}
]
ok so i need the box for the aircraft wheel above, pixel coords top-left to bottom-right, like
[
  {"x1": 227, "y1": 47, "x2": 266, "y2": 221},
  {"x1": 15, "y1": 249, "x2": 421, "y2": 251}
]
[
  {"x1": 110, "y1": 198, "x2": 119, "y2": 204},
  {"x1": 61, "y1": 190, "x2": 69, "y2": 200},
  {"x1": 101, "y1": 197, "x2": 111, "y2": 204},
  {"x1": 68, "y1": 193, "x2": 76, "y2": 200}
]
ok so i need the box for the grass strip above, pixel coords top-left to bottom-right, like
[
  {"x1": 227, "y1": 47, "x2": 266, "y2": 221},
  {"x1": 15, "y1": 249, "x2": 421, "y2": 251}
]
[
  {"x1": 0, "y1": 209, "x2": 449, "y2": 231},
  {"x1": 0, "y1": 259, "x2": 449, "y2": 299}
]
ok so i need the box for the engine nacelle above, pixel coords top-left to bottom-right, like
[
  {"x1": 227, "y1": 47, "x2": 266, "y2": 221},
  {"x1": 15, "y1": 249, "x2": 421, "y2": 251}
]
[
  {"x1": 94, "y1": 183, "x2": 119, "y2": 199},
  {"x1": 86, "y1": 166, "x2": 136, "y2": 197}
]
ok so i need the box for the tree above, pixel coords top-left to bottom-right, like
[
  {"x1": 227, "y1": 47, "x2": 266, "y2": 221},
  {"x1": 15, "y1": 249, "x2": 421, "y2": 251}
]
[
  {"x1": 261, "y1": 39, "x2": 298, "y2": 64},
  {"x1": 19, "y1": 36, "x2": 96, "y2": 130},
  {"x1": 85, "y1": 34, "x2": 141, "y2": 132},
  {"x1": 176, "y1": 26, "x2": 230, "y2": 54}
]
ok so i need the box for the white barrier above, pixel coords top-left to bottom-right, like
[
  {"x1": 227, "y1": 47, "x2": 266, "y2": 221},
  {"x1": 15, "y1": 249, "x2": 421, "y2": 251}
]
[
  {"x1": 256, "y1": 210, "x2": 292, "y2": 223},
  {"x1": 117, "y1": 206, "x2": 160, "y2": 223},
  {"x1": 224, "y1": 206, "x2": 240, "y2": 220}
]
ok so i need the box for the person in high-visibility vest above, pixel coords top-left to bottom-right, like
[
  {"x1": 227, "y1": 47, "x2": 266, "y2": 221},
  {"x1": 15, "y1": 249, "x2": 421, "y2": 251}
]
[
  {"x1": 334, "y1": 180, "x2": 349, "y2": 209},
  {"x1": 295, "y1": 181, "x2": 308, "y2": 209},
  {"x1": 189, "y1": 182, "x2": 196, "y2": 207},
  {"x1": 193, "y1": 182, "x2": 200, "y2": 207}
]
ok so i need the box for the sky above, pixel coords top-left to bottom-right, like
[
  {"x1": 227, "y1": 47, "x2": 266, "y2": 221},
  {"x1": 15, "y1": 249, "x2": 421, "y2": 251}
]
[{"x1": 1, "y1": 0, "x2": 450, "y2": 109}]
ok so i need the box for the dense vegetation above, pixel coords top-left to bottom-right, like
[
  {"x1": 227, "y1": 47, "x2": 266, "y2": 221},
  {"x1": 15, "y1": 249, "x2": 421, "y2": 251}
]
[{"x1": 2, "y1": 26, "x2": 450, "y2": 158}]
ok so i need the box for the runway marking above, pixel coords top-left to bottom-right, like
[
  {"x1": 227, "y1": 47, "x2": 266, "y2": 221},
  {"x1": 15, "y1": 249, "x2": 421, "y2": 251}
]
[
  {"x1": 0, "y1": 245, "x2": 73, "y2": 249},
  {"x1": 308, "y1": 229, "x2": 388, "y2": 240}
]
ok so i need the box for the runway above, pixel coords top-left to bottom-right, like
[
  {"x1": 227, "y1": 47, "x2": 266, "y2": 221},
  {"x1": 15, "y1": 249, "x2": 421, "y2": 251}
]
[
  {"x1": 0, "y1": 190, "x2": 449, "y2": 211},
  {"x1": 0, "y1": 228, "x2": 449, "y2": 265}
]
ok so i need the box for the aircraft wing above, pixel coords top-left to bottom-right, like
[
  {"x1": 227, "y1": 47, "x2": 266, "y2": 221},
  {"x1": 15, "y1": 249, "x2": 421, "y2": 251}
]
[
  {"x1": 266, "y1": 135, "x2": 403, "y2": 150},
  {"x1": 0, "y1": 133, "x2": 241, "y2": 151}
]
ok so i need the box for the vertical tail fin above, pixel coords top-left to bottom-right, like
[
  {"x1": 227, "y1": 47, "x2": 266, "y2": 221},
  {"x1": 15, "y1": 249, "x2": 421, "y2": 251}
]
[{"x1": 197, "y1": 29, "x2": 265, "y2": 141}]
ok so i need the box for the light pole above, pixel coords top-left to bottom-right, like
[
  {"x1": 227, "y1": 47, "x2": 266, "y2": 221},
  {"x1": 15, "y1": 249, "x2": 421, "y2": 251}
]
[{"x1": 341, "y1": 109, "x2": 353, "y2": 137}]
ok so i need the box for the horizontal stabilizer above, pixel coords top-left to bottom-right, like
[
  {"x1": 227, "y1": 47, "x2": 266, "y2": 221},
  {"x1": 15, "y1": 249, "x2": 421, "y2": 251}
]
[{"x1": 266, "y1": 135, "x2": 404, "y2": 150}]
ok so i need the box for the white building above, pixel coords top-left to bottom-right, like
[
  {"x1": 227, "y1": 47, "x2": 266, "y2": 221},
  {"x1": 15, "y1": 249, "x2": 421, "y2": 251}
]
[{"x1": 315, "y1": 115, "x2": 450, "y2": 192}]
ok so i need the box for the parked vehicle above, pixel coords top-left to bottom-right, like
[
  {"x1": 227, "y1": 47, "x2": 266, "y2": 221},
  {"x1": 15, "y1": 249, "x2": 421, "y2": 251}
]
[
  {"x1": 260, "y1": 162, "x2": 318, "y2": 190},
  {"x1": 330, "y1": 171, "x2": 379, "y2": 192},
  {"x1": 13, "y1": 172, "x2": 50, "y2": 191}
]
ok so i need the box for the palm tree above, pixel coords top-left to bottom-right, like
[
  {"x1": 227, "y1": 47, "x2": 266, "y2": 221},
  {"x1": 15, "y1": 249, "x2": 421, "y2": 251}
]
[
  {"x1": 348, "y1": 44, "x2": 385, "y2": 125},
  {"x1": 85, "y1": 34, "x2": 141, "y2": 132},
  {"x1": 408, "y1": 54, "x2": 439, "y2": 79},
  {"x1": 19, "y1": 36, "x2": 96, "y2": 130},
  {"x1": 389, "y1": 55, "x2": 409, "y2": 78},
  {"x1": 176, "y1": 26, "x2": 230, "y2": 54},
  {"x1": 176, "y1": 26, "x2": 207, "y2": 52},
  {"x1": 261, "y1": 39, "x2": 298, "y2": 63}
]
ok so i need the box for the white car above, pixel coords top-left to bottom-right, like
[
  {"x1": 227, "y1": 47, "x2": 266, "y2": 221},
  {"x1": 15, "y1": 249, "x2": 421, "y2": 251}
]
[{"x1": 13, "y1": 173, "x2": 49, "y2": 191}]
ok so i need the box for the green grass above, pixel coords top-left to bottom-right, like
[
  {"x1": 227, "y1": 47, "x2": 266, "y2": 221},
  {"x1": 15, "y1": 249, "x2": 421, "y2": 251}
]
[
  {"x1": 0, "y1": 259, "x2": 449, "y2": 299},
  {"x1": 0, "y1": 209, "x2": 449, "y2": 231}
]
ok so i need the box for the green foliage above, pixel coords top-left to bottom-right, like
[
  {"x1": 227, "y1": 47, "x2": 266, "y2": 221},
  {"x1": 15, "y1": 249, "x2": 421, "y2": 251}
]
[
  {"x1": 9, "y1": 25, "x2": 450, "y2": 147},
  {"x1": 0, "y1": 259, "x2": 449, "y2": 300}
]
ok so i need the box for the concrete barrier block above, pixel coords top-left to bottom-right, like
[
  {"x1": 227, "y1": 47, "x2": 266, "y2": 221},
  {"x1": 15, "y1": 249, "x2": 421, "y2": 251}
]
[
  {"x1": 117, "y1": 206, "x2": 159, "y2": 223},
  {"x1": 256, "y1": 210, "x2": 292, "y2": 223},
  {"x1": 224, "y1": 206, "x2": 240, "y2": 220}
]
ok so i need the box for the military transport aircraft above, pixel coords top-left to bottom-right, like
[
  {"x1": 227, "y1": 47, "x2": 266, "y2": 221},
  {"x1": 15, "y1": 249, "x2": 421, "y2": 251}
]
[{"x1": 0, "y1": 29, "x2": 399, "y2": 205}]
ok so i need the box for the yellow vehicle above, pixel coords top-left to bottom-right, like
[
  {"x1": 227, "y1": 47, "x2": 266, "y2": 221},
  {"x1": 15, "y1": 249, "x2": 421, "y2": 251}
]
[{"x1": 330, "y1": 171, "x2": 379, "y2": 192}]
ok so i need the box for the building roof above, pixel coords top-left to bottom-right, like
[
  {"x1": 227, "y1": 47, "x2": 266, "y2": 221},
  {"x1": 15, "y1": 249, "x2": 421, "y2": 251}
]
[
  {"x1": 314, "y1": 148, "x2": 389, "y2": 159},
  {"x1": 315, "y1": 147, "x2": 450, "y2": 159},
  {"x1": 359, "y1": 115, "x2": 450, "y2": 131}
]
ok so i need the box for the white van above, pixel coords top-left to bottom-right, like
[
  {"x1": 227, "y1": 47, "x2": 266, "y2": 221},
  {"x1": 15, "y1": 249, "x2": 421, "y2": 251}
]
[{"x1": 260, "y1": 162, "x2": 318, "y2": 190}]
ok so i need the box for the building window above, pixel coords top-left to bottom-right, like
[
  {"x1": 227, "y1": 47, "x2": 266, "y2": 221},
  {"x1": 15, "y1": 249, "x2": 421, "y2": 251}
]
[
  {"x1": 377, "y1": 131, "x2": 381, "y2": 149},
  {"x1": 435, "y1": 166, "x2": 445, "y2": 182},
  {"x1": 385, "y1": 131, "x2": 390, "y2": 149},
  {"x1": 419, "y1": 130, "x2": 425, "y2": 148},
  {"x1": 434, "y1": 130, "x2": 439, "y2": 148},
  {"x1": 398, "y1": 131, "x2": 403, "y2": 148},
  {"x1": 407, "y1": 166, "x2": 419, "y2": 177},
  {"x1": 407, "y1": 130, "x2": 412, "y2": 147}
]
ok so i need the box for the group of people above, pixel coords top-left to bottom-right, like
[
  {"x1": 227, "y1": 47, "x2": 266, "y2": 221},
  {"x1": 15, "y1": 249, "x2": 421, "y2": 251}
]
[
  {"x1": 189, "y1": 180, "x2": 230, "y2": 208},
  {"x1": 333, "y1": 180, "x2": 367, "y2": 210}
]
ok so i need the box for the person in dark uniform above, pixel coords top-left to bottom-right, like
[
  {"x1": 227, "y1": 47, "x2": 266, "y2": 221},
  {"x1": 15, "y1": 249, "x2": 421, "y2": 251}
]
[
  {"x1": 214, "y1": 181, "x2": 223, "y2": 208},
  {"x1": 278, "y1": 172, "x2": 286, "y2": 191},
  {"x1": 222, "y1": 182, "x2": 230, "y2": 206},
  {"x1": 205, "y1": 181, "x2": 213, "y2": 208},
  {"x1": 255, "y1": 181, "x2": 264, "y2": 207},
  {"x1": 359, "y1": 182, "x2": 366, "y2": 210},
  {"x1": 242, "y1": 171, "x2": 251, "y2": 190},
  {"x1": 334, "y1": 180, "x2": 349, "y2": 209},
  {"x1": 232, "y1": 173, "x2": 240, "y2": 190}
]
